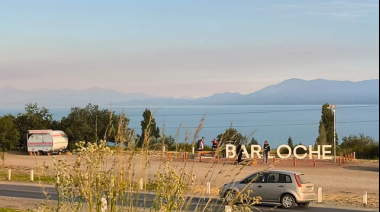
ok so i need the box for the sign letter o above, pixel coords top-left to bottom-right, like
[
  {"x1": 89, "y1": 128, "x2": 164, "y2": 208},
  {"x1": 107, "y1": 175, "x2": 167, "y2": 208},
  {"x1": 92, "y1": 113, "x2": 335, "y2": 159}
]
[
  {"x1": 277, "y1": 145, "x2": 292, "y2": 159},
  {"x1": 294, "y1": 145, "x2": 308, "y2": 159}
]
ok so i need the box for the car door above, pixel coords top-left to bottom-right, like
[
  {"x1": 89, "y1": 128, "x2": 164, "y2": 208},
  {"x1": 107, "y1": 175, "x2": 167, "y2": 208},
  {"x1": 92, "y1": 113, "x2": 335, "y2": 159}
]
[
  {"x1": 259, "y1": 172, "x2": 286, "y2": 202},
  {"x1": 235, "y1": 173, "x2": 259, "y2": 196},
  {"x1": 250, "y1": 172, "x2": 266, "y2": 199}
]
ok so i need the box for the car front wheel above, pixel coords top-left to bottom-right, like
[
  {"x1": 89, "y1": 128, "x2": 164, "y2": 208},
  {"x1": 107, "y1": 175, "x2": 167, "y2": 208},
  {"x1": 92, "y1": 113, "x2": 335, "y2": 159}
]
[
  {"x1": 297, "y1": 202, "x2": 310, "y2": 208},
  {"x1": 281, "y1": 194, "x2": 296, "y2": 209},
  {"x1": 224, "y1": 190, "x2": 237, "y2": 204}
]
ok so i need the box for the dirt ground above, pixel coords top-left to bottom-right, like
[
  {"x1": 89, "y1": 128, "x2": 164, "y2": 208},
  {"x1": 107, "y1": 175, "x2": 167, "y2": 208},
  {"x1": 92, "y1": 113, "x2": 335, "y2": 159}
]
[{"x1": 1, "y1": 153, "x2": 379, "y2": 210}]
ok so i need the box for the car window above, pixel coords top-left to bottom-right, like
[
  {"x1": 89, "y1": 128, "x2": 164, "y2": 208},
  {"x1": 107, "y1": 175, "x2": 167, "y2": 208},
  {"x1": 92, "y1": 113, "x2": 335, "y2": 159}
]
[
  {"x1": 241, "y1": 173, "x2": 266, "y2": 184},
  {"x1": 254, "y1": 174, "x2": 266, "y2": 183},
  {"x1": 266, "y1": 173, "x2": 281, "y2": 183},
  {"x1": 241, "y1": 174, "x2": 257, "y2": 184},
  {"x1": 281, "y1": 174, "x2": 292, "y2": 183}
]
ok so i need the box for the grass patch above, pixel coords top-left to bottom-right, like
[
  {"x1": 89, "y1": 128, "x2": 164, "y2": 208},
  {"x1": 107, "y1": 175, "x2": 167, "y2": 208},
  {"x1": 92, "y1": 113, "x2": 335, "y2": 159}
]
[
  {"x1": 0, "y1": 172, "x2": 53, "y2": 184},
  {"x1": 0, "y1": 208, "x2": 24, "y2": 212}
]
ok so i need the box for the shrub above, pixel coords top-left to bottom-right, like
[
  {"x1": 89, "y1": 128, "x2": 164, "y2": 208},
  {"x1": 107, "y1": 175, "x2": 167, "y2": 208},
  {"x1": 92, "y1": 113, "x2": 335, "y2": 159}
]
[{"x1": 339, "y1": 134, "x2": 379, "y2": 160}]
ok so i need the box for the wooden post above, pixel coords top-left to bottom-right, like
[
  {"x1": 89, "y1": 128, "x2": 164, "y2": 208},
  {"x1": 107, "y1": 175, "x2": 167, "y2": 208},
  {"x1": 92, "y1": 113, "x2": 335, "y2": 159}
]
[
  {"x1": 168, "y1": 153, "x2": 172, "y2": 160},
  {"x1": 273, "y1": 157, "x2": 275, "y2": 164},
  {"x1": 293, "y1": 157, "x2": 296, "y2": 166},
  {"x1": 217, "y1": 155, "x2": 220, "y2": 163},
  {"x1": 177, "y1": 153, "x2": 180, "y2": 159},
  {"x1": 199, "y1": 153, "x2": 202, "y2": 162}
]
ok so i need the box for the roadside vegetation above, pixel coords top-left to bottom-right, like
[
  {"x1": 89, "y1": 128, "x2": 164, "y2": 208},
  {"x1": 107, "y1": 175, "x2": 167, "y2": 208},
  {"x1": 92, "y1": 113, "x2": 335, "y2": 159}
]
[
  {"x1": 0, "y1": 103, "x2": 378, "y2": 211},
  {"x1": 19, "y1": 109, "x2": 263, "y2": 212}
]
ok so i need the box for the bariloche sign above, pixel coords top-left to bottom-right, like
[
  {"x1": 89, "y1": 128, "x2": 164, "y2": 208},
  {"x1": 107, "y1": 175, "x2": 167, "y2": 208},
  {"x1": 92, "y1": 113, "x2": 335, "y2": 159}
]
[{"x1": 226, "y1": 144, "x2": 333, "y2": 160}]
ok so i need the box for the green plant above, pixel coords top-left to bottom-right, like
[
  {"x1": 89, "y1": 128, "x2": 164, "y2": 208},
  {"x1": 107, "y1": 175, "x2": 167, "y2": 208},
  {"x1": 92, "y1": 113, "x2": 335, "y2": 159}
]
[{"x1": 339, "y1": 134, "x2": 379, "y2": 159}]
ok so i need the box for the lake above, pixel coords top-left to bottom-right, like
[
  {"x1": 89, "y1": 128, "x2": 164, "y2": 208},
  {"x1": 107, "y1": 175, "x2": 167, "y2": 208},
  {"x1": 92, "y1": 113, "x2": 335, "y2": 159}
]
[{"x1": 1, "y1": 105, "x2": 379, "y2": 147}]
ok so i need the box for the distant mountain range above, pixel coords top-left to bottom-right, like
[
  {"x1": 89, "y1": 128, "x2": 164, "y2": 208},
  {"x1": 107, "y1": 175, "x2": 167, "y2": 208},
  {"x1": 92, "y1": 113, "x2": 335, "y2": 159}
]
[{"x1": 0, "y1": 79, "x2": 378, "y2": 108}]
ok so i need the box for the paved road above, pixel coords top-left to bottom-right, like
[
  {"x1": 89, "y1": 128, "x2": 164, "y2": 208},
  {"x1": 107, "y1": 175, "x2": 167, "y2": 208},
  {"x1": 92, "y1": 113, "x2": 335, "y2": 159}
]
[{"x1": 0, "y1": 184, "x2": 376, "y2": 212}]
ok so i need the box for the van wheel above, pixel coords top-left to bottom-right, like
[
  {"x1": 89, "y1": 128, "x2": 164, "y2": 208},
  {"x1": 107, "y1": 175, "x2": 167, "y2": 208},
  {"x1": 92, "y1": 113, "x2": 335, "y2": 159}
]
[
  {"x1": 297, "y1": 202, "x2": 310, "y2": 208},
  {"x1": 281, "y1": 194, "x2": 296, "y2": 209}
]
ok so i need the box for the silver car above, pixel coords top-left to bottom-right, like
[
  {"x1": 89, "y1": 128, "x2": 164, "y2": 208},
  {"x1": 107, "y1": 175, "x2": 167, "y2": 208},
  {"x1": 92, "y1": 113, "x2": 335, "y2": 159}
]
[{"x1": 219, "y1": 170, "x2": 315, "y2": 209}]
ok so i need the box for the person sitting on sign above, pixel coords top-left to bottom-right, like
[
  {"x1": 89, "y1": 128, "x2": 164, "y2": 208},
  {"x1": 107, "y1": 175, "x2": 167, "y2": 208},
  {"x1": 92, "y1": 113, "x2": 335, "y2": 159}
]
[{"x1": 211, "y1": 138, "x2": 219, "y2": 151}]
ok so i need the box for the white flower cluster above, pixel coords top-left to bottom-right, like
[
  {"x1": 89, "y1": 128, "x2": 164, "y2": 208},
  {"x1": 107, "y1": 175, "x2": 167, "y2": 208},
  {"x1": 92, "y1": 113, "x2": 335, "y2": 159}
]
[{"x1": 101, "y1": 197, "x2": 108, "y2": 212}]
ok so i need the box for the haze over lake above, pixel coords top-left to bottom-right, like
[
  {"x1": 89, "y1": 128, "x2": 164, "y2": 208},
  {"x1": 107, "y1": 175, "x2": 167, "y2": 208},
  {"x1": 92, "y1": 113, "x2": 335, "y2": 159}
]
[{"x1": 1, "y1": 105, "x2": 378, "y2": 147}]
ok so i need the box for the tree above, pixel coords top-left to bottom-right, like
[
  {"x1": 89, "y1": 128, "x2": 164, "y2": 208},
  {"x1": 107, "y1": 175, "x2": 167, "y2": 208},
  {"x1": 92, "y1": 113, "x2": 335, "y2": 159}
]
[
  {"x1": 152, "y1": 135, "x2": 176, "y2": 151},
  {"x1": 0, "y1": 115, "x2": 20, "y2": 165},
  {"x1": 280, "y1": 136, "x2": 294, "y2": 154},
  {"x1": 217, "y1": 128, "x2": 244, "y2": 145},
  {"x1": 340, "y1": 134, "x2": 376, "y2": 149},
  {"x1": 15, "y1": 103, "x2": 53, "y2": 149},
  {"x1": 314, "y1": 122, "x2": 327, "y2": 149},
  {"x1": 138, "y1": 109, "x2": 160, "y2": 148},
  {"x1": 339, "y1": 134, "x2": 379, "y2": 159},
  {"x1": 249, "y1": 137, "x2": 259, "y2": 145},
  {"x1": 287, "y1": 136, "x2": 294, "y2": 150},
  {"x1": 61, "y1": 104, "x2": 128, "y2": 147},
  {"x1": 317, "y1": 103, "x2": 337, "y2": 146}
]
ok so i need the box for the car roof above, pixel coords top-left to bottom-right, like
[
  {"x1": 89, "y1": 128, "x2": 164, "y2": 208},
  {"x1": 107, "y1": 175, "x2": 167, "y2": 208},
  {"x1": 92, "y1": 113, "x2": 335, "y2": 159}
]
[{"x1": 258, "y1": 170, "x2": 304, "y2": 175}]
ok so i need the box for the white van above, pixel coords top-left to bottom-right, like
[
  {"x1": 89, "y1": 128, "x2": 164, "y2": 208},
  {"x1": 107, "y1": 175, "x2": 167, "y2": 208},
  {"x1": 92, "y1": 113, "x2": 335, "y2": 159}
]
[{"x1": 27, "y1": 130, "x2": 68, "y2": 154}]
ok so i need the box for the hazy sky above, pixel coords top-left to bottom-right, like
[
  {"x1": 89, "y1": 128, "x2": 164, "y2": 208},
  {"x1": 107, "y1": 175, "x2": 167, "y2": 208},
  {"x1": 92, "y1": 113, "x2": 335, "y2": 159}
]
[{"x1": 0, "y1": 0, "x2": 379, "y2": 98}]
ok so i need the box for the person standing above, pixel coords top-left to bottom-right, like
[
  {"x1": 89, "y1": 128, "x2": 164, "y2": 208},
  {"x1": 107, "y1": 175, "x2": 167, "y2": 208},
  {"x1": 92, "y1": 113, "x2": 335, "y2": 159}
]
[
  {"x1": 263, "y1": 140, "x2": 270, "y2": 163},
  {"x1": 236, "y1": 144, "x2": 243, "y2": 165},
  {"x1": 197, "y1": 137, "x2": 205, "y2": 151}
]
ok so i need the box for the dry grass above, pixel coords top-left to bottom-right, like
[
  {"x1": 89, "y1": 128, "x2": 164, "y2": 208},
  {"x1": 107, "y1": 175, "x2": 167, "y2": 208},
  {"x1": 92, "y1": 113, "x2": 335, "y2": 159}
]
[{"x1": 324, "y1": 193, "x2": 379, "y2": 208}]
